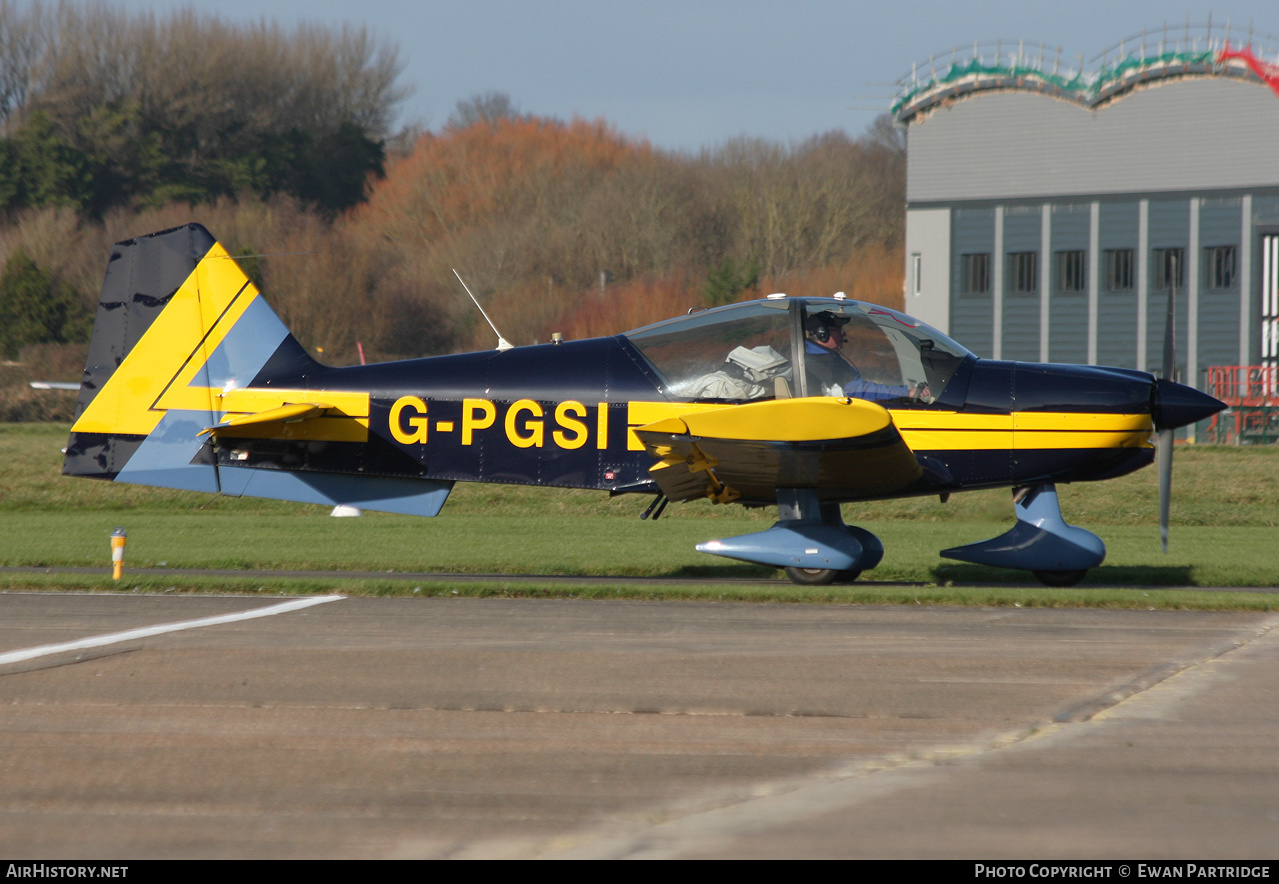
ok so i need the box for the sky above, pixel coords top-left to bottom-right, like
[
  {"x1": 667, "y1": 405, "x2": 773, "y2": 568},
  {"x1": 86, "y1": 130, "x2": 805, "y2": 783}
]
[{"x1": 112, "y1": 1, "x2": 1279, "y2": 152}]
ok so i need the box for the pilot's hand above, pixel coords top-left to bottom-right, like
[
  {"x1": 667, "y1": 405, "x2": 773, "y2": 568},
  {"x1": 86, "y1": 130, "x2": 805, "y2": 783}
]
[{"x1": 912, "y1": 382, "x2": 933, "y2": 404}]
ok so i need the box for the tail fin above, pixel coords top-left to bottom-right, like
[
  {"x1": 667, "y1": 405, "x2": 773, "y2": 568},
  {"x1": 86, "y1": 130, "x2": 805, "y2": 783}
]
[{"x1": 64, "y1": 223, "x2": 319, "y2": 489}]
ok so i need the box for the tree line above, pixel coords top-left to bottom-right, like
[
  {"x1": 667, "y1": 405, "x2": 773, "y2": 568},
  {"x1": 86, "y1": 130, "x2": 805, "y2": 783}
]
[
  {"x1": 0, "y1": 3, "x2": 906, "y2": 392},
  {"x1": 0, "y1": 1, "x2": 402, "y2": 218},
  {"x1": 347, "y1": 108, "x2": 905, "y2": 352}
]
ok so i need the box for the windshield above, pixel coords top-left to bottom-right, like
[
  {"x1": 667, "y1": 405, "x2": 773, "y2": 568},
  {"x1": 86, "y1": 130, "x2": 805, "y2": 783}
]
[
  {"x1": 624, "y1": 297, "x2": 971, "y2": 403},
  {"x1": 799, "y1": 299, "x2": 971, "y2": 402}
]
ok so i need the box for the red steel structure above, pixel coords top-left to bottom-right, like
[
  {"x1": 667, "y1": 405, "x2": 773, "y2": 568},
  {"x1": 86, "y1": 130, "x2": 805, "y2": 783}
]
[{"x1": 1203, "y1": 366, "x2": 1279, "y2": 444}]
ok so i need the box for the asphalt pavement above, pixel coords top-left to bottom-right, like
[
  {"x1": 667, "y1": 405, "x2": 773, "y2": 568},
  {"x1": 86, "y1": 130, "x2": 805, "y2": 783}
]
[{"x1": 0, "y1": 592, "x2": 1274, "y2": 859}]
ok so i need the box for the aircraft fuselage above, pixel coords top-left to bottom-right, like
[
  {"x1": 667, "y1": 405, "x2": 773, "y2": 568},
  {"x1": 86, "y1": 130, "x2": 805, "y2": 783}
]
[{"x1": 223, "y1": 335, "x2": 1160, "y2": 505}]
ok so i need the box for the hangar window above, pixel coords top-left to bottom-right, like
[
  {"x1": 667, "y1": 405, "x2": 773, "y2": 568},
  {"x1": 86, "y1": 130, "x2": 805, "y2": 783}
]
[
  {"x1": 960, "y1": 253, "x2": 989, "y2": 294},
  {"x1": 1104, "y1": 249, "x2": 1133, "y2": 292},
  {"x1": 1205, "y1": 245, "x2": 1238, "y2": 291},
  {"x1": 1008, "y1": 252, "x2": 1037, "y2": 294},
  {"x1": 1153, "y1": 248, "x2": 1185, "y2": 291},
  {"x1": 1056, "y1": 250, "x2": 1086, "y2": 293}
]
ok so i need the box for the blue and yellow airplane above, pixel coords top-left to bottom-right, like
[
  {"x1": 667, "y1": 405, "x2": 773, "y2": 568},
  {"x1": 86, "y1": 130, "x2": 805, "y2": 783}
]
[{"x1": 63, "y1": 224, "x2": 1224, "y2": 586}]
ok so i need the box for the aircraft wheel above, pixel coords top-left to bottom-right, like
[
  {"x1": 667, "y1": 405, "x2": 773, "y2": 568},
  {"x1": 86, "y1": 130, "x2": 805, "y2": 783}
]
[
  {"x1": 784, "y1": 567, "x2": 854, "y2": 586},
  {"x1": 1032, "y1": 569, "x2": 1087, "y2": 587}
]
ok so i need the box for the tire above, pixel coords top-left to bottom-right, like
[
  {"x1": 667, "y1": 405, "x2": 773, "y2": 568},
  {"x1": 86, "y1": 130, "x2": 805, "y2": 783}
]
[
  {"x1": 1033, "y1": 569, "x2": 1087, "y2": 587},
  {"x1": 784, "y1": 567, "x2": 851, "y2": 586}
]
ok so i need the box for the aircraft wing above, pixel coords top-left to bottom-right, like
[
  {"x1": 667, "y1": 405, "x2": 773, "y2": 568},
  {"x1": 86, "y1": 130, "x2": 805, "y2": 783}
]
[{"x1": 633, "y1": 397, "x2": 922, "y2": 504}]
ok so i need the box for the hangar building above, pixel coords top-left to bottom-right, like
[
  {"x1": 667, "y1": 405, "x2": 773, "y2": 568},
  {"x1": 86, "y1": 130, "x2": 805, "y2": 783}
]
[{"x1": 896, "y1": 24, "x2": 1279, "y2": 438}]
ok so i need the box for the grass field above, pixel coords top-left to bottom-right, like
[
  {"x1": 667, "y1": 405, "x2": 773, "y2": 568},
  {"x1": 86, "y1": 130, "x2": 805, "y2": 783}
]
[{"x1": 2, "y1": 422, "x2": 1277, "y2": 608}]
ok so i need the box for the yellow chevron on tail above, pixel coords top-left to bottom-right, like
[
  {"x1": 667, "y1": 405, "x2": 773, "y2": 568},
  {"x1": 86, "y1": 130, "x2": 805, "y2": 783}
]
[{"x1": 72, "y1": 241, "x2": 259, "y2": 436}]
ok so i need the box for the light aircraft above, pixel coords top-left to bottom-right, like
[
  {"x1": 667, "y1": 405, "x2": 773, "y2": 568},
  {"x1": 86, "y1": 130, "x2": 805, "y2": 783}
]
[{"x1": 63, "y1": 224, "x2": 1224, "y2": 586}]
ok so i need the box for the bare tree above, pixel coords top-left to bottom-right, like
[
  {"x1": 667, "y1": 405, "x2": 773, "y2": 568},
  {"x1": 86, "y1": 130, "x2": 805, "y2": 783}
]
[{"x1": 447, "y1": 91, "x2": 525, "y2": 129}]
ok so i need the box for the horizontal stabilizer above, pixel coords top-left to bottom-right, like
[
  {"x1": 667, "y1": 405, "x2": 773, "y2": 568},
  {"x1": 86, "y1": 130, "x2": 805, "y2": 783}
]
[{"x1": 201, "y1": 402, "x2": 332, "y2": 436}]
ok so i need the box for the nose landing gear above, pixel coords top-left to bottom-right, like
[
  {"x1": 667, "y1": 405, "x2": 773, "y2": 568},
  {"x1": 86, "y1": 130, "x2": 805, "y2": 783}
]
[{"x1": 941, "y1": 484, "x2": 1105, "y2": 587}]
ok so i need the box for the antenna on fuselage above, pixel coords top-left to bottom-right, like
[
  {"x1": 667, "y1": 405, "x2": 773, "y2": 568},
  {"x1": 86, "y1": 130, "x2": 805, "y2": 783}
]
[{"x1": 453, "y1": 269, "x2": 514, "y2": 351}]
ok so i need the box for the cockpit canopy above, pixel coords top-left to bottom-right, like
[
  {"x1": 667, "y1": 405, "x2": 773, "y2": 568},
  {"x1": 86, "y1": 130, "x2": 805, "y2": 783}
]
[{"x1": 623, "y1": 296, "x2": 972, "y2": 403}]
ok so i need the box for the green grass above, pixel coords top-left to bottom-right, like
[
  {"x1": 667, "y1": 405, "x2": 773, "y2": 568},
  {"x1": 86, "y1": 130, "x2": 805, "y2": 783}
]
[{"x1": 2, "y1": 423, "x2": 1278, "y2": 606}]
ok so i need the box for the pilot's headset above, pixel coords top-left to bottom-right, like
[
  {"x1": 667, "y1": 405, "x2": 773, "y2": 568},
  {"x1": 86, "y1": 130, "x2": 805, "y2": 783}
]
[{"x1": 805, "y1": 311, "x2": 848, "y2": 344}]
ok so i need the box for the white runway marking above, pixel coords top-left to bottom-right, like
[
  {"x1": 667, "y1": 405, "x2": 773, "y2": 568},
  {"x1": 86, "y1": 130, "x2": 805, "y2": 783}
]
[{"x1": 0, "y1": 596, "x2": 344, "y2": 667}]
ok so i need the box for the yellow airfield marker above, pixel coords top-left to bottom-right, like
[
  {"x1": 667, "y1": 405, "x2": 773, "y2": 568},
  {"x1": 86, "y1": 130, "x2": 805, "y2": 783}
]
[{"x1": 110, "y1": 527, "x2": 127, "y2": 580}]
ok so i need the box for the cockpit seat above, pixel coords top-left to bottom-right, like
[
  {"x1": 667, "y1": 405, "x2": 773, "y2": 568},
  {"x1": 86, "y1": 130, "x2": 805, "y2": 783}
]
[{"x1": 685, "y1": 345, "x2": 790, "y2": 401}]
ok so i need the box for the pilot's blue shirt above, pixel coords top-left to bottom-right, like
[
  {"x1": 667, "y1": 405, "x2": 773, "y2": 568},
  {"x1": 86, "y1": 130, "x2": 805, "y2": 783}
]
[{"x1": 805, "y1": 341, "x2": 910, "y2": 402}]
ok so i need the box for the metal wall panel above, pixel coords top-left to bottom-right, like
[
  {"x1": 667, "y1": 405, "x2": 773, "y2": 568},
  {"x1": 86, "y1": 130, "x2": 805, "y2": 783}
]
[
  {"x1": 1002, "y1": 295, "x2": 1041, "y2": 361},
  {"x1": 1147, "y1": 199, "x2": 1190, "y2": 250},
  {"x1": 1099, "y1": 201, "x2": 1139, "y2": 247},
  {"x1": 1049, "y1": 295, "x2": 1089, "y2": 363},
  {"x1": 952, "y1": 207, "x2": 995, "y2": 253},
  {"x1": 1097, "y1": 293, "x2": 1139, "y2": 368},
  {"x1": 1200, "y1": 197, "x2": 1243, "y2": 247},
  {"x1": 904, "y1": 207, "x2": 952, "y2": 332},
  {"x1": 1000, "y1": 207, "x2": 1041, "y2": 360},
  {"x1": 1253, "y1": 195, "x2": 1279, "y2": 226},
  {"x1": 1198, "y1": 292, "x2": 1241, "y2": 377},
  {"x1": 1051, "y1": 203, "x2": 1090, "y2": 248},
  {"x1": 1145, "y1": 282, "x2": 1191, "y2": 378},
  {"x1": 1142, "y1": 199, "x2": 1190, "y2": 376},
  {"x1": 951, "y1": 292, "x2": 994, "y2": 358},
  {"x1": 1252, "y1": 197, "x2": 1279, "y2": 365},
  {"x1": 949, "y1": 207, "x2": 996, "y2": 356},
  {"x1": 1047, "y1": 203, "x2": 1090, "y2": 363},
  {"x1": 1197, "y1": 198, "x2": 1243, "y2": 377},
  {"x1": 1002, "y1": 205, "x2": 1041, "y2": 252},
  {"x1": 906, "y1": 74, "x2": 1279, "y2": 385},
  {"x1": 907, "y1": 79, "x2": 1279, "y2": 203}
]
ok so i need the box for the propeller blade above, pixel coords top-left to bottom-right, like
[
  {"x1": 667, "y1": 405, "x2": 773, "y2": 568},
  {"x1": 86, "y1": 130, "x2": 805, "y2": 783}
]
[
  {"x1": 1158, "y1": 253, "x2": 1176, "y2": 553},
  {"x1": 1161, "y1": 260, "x2": 1176, "y2": 382},
  {"x1": 1158, "y1": 427, "x2": 1172, "y2": 553}
]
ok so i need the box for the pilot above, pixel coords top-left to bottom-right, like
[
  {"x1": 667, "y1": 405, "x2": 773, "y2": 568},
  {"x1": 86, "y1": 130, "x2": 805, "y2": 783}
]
[{"x1": 804, "y1": 311, "x2": 929, "y2": 402}]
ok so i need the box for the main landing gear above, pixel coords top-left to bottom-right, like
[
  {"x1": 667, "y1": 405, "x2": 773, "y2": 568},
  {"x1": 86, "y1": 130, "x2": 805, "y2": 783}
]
[
  {"x1": 694, "y1": 487, "x2": 884, "y2": 587},
  {"x1": 940, "y1": 484, "x2": 1105, "y2": 587},
  {"x1": 783, "y1": 566, "x2": 862, "y2": 586}
]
